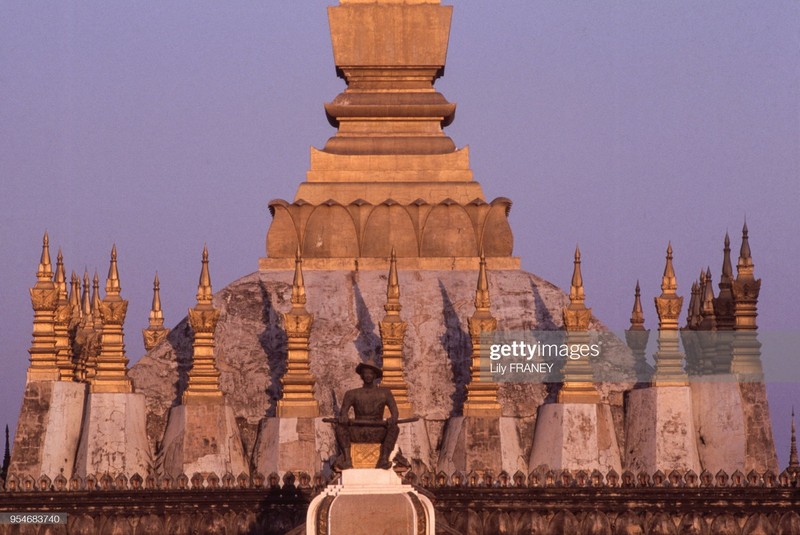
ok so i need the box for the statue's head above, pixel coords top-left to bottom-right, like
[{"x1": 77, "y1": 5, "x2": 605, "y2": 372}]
[{"x1": 355, "y1": 357, "x2": 383, "y2": 380}]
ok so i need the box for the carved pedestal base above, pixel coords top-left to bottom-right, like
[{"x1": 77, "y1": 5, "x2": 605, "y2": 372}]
[
  {"x1": 8, "y1": 381, "x2": 87, "y2": 480},
  {"x1": 624, "y1": 386, "x2": 701, "y2": 474},
  {"x1": 252, "y1": 417, "x2": 334, "y2": 476},
  {"x1": 306, "y1": 469, "x2": 435, "y2": 535},
  {"x1": 437, "y1": 416, "x2": 525, "y2": 475},
  {"x1": 160, "y1": 401, "x2": 249, "y2": 479},
  {"x1": 74, "y1": 392, "x2": 151, "y2": 478},
  {"x1": 528, "y1": 403, "x2": 622, "y2": 474}
]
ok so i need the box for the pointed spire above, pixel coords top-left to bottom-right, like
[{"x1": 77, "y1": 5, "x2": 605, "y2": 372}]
[
  {"x1": 687, "y1": 280, "x2": 701, "y2": 328},
  {"x1": 737, "y1": 220, "x2": 754, "y2": 277},
  {"x1": 1, "y1": 424, "x2": 9, "y2": 480},
  {"x1": 196, "y1": 245, "x2": 213, "y2": 304},
  {"x1": 291, "y1": 245, "x2": 306, "y2": 307},
  {"x1": 54, "y1": 249, "x2": 67, "y2": 299},
  {"x1": 37, "y1": 231, "x2": 53, "y2": 281},
  {"x1": 790, "y1": 407, "x2": 799, "y2": 469},
  {"x1": 69, "y1": 271, "x2": 81, "y2": 319},
  {"x1": 81, "y1": 270, "x2": 92, "y2": 319},
  {"x1": 630, "y1": 281, "x2": 645, "y2": 329},
  {"x1": 386, "y1": 247, "x2": 400, "y2": 306},
  {"x1": 91, "y1": 271, "x2": 103, "y2": 330},
  {"x1": 569, "y1": 245, "x2": 585, "y2": 305},
  {"x1": 475, "y1": 249, "x2": 490, "y2": 311},
  {"x1": 660, "y1": 242, "x2": 677, "y2": 295},
  {"x1": 105, "y1": 244, "x2": 121, "y2": 295},
  {"x1": 150, "y1": 273, "x2": 164, "y2": 326},
  {"x1": 721, "y1": 232, "x2": 733, "y2": 284},
  {"x1": 701, "y1": 268, "x2": 716, "y2": 317}
]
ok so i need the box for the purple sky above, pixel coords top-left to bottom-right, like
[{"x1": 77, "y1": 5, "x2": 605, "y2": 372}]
[{"x1": 1, "y1": 2, "x2": 798, "y2": 467}]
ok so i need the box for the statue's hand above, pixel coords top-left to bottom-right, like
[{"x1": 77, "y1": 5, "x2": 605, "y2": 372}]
[
  {"x1": 338, "y1": 414, "x2": 349, "y2": 425},
  {"x1": 387, "y1": 416, "x2": 397, "y2": 427}
]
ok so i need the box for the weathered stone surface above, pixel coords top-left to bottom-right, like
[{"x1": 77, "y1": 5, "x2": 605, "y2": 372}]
[
  {"x1": 130, "y1": 268, "x2": 634, "y2": 472},
  {"x1": 74, "y1": 392, "x2": 151, "y2": 478},
  {"x1": 8, "y1": 381, "x2": 87, "y2": 480},
  {"x1": 160, "y1": 401, "x2": 248, "y2": 479},
  {"x1": 691, "y1": 378, "x2": 747, "y2": 475},
  {"x1": 438, "y1": 416, "x2": 526, "y2": 475},
  {"x1": 529, "y1": 403, "x2": 622, "y2": 474},
  {"x1": 252, "y1": 417, "x2": 334, "y2": 476},
  {"x1": 624, "y1": 386, "x2": 701, "y2": 474},
  {"x1": 394, "y1": 418, "x2": 434, "y2": 474}
]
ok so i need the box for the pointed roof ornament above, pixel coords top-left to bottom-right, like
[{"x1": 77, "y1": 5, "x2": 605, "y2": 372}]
[
  {"x1": 81, "y1": 270, "x2": 92, "y2": 319},
  {"x1": 196, "y1": 245, "x2": 213, "y2": 305},
  {"x1": 702, "y1": 268, "x2": 716, "y2": 314},
  {"x1": 387, "y1": 246, "x2": 400, "y2": 303},
  {"x1": 69, "y1": 271, "x2": 82, "y2": 319},
  {"x1": 629, "y1": 280, "x2": 645, "y2": 329},
  {"x1": 2, "y1": 424, "x2": 9, "y2": 479},
  {"x1": 54, "y1": 249, "x2": 68, "y2": 302},
  {"x1": 475, "y1": 248, "x2": 490, "y2": 311},
  {"x1": 91, "y1": 270, "x2": 103, "y2": 329},
  {"x1": 37, "y1": 231, "x2": 53, "y2": 281},
  {"x1": 569, "y1": 245, "x2": 585, "y2": 305},
  {"x1": 790, "y1": 407, "x2": 799, "y2": 469},
  {"x1": 105, "y1": 244, "x2": 121, "y2": 295},
  {"x1": 721, "y1": 232, "x2": 733, "y2": 284},
  {"x1": 687, "y1": 280, "x2": 701, "y2": 327},
  {"x1": 737, "y1": 220, "x2": 754, "y2": 275},
  {"x1": 291, "y1": 245, "x2": 306, "y2": 307},
  {"x1": 149, "y1": 272, "x2": 164, "y2": 326},
  {"x1": 660, "y1": 242, "x2": 677, "y2": 295}
]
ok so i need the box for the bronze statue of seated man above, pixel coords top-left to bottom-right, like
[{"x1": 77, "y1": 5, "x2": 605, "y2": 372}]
[{"x1": 334, "y1": 358, "x2": 399, "y2": 470}]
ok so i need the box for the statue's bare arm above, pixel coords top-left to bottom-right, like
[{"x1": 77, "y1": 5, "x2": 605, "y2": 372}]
[{"x1": 339, "y1": 390, "x2": 353, "y2": 423}]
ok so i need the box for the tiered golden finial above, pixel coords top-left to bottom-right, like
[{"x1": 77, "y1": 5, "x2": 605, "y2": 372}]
[
  {"x1": 53, "y1": 249, "x2": 75, "y2": 381},
  {"x1": 27, "y1": 232, "x2": 60, "y2": 383},
  {"x1": 731, "y1": 222, "x2": 763, "y2": 376},
  {"x1": 142, "y1": 273, "x2": 170, "y2": 351},
  {"x1": 379, "y1": 247, "x2": 413, "y2": 418},
  {"x1": 625, "y1": 281, "x2": 650, "y2": 382},
  {"x1": 790, "y1": 408, "x2": 799, "y2": 473},
  {"x1": 184, "y1": 246, "x2": 223, "y2": 403},
  {"x1": 92, "y1": 245, "x2": 133, "y2": 393},
  {"x1": 559, "y1": 246, "x2": 599, "y2": 403},
  {"x1": 652, "y1": 243, "x2": 687, "y2": 386},
  {"x1": 69, "y1": 271, "x2": 82, "y2": 327},
  {"x1": 91, "y1": 271, "x2": 103, "y2": 331},
  {"x1": 278, "y1": 247, "x2": 319, "y2": 417},
  {"x1": 464, "y1": 251, "x2": 500, "y2": 416},
  {"x1": 714, "y1": 233, "x2": 735, "y2": 329}
]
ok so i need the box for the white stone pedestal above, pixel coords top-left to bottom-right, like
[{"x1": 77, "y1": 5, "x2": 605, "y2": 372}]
[
  {"x1": 9, "y1": 381, "x2": 87, "y2": 480},
  {"x1": 624, "y1": 386, "x2": 701, "y2": 474},
  {"x1": 74, "y1": 392, "x2": 151, "y2": 479},
  {"x1": 529, "y1": 403, "x2": 622, "y2": 474},
  {"x1": 306, "y1": 469, "x2": 435, "y2": 535},
  {"x1": 438, "y1": 416, "x2": 525, "y2": 475},
  {"x1": 253, "y1": 417, "x2": 334, "y2": 476},
  {"x1": 160, "y1": 401, "x2": 249, "y2": 479}
]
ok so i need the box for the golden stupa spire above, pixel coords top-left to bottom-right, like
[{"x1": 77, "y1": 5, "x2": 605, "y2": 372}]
[
  {"x1": 660, "y1": 242, "x2": 677, "y2": 295},
  {"x1": 91, "y1": 271, "x2": 103, "y2": 330},
  {"x1": 278, "y1": 247, "x2": 318, "y2": 417},
  {"x1": 142, "y1": 272, "x2": 169, "y2": 351},
  {"x1": 653, "y1": 242, "x2": 686, "y2": 386},
  {"x1": 701, "y1": 268, "x2": 716, "y2": 319},
  {"x1": 80, "y1": 270, "x2": 92, "y2": 321},
  {"x1": 26, "y1": 231, "x2": 59, "y2": 382},
  {"x1": 185, "y1": 246, "x2": 223, "y2": 402},
  {"x1": 196, "y1": 244, "x2": 213, "y2": 304},
  {"x1": 291, "y1": 245, "x2": 306, "y2": 307},
  {"x1": 721, "y1": 232, "x2": 734, "y2": 284},
  {"x1": 569, "y1": 245, "x2": 585, "y2": 305},
  {"x1": 53, "y1": 249, "x2": 75, "y2": 381},
  {"x1": 629, "y1": 281, "x2": 645, "y2": 330},
  {"x1": 474, "y1": 249, "x2": 491, "y2": 311},
  {"x1": 560, "y1": 246, "x2": 598, "y2": 403},
  {"x1": 69, "y1": 271, "x2": 82, "y2": 322},
  {"x1": 105, "y1": 244, "x2": 121, "y2": 295},
  {"x1": 465, "y1": 250, "x2": 500, "y2": 415},
  {"x1": 737, "y1": 221, "x2": 753, "y2": 275},
  {"x1": 92, "y1": 245, "x2": 132, "y2": 393},
  {"x1": 379, "y1": 246, "x2": 412, "y2": 417},
  {"x1": 37, "y1": 231, "x2": 53, "y2": 282}
]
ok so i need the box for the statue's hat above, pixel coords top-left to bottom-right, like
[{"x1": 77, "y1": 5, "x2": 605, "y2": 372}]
[{"x1": 355, "y1": 357, "x2": 383, "y2": 379}]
